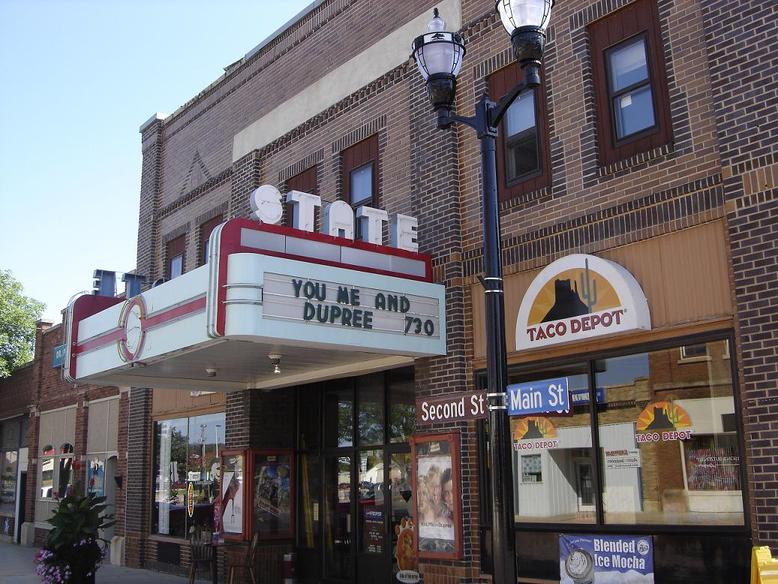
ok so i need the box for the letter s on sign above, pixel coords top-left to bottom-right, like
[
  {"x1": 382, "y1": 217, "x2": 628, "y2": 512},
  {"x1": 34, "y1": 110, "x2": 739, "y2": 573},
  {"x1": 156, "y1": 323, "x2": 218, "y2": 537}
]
[{"x1": 250, "y1": 185, "x2": 283, "y2": 224}]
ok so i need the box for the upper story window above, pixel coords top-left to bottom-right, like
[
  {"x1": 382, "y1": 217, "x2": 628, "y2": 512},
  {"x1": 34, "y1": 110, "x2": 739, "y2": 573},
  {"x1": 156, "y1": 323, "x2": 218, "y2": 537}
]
[
  {"x1": 342, "y1": 135, "x2": 379, "y2": 209},
  {"x1": 286, "y1": 166, "x2": 318, "y2": 228},
  {"x1": 488, "y1": 64, "x2": 550, "y2": 201},
  {"x1": 199, "y1": 215, "x2": 222, "y2": 265},
  {"x1": 166, "y1": 235, "x2": 185, "y2": 279},
  {"x1": 589, "y1": 0, "x2": 672, "y2": 165}
]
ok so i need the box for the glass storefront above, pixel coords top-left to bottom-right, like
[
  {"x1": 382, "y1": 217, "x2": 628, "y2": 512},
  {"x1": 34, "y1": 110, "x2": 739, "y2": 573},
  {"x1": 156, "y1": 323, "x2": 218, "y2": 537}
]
[
  {"x1": 0, "y1": 418, "x2": 23, "y2": 520},
  {"x1": 495, "y1": 335, "x2": 750, "y2": 583},
  {"x1": 152, "y1": 412, "x2": 225, "y2": 538},
  {"x1": 295, "y1": 367, "x2": 415, "y2": 584},
  {"x1": 506, "y1": 338, "x2": 743, "y2": 528}
]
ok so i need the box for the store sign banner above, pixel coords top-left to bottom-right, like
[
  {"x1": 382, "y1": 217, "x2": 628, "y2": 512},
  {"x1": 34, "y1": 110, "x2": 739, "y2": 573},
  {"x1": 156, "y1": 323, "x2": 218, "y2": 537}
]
[
  {"x1": 516, "y1": 254, "x2": 651, "y2": 351},
  {"x1": 560, "y1": 533, "x2": 654, "y2": 583},
  {"x1": 52, "y1": 344, "x2": 66, "y2": 368},
  {"x1": 507, "y1": 377, "x2": 569, "y2": 416},
  {"x1": 263, "y1": 273, "x2": 441, "y2": 339}
]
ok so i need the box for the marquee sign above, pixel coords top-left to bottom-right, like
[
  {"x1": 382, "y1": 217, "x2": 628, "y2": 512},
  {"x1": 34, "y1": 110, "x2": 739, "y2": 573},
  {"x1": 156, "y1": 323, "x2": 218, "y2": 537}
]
[
  {"x1": 516, "y1": 254, "x2": 650, "y2": 351},
  {"x1": 62, "y1": 184, "x2": 446, "y2": 389}
]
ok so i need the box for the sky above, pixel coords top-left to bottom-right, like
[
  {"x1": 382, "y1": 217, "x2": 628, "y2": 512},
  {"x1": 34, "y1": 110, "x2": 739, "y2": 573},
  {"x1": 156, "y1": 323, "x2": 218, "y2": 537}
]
[{"x1": 0, "y1": 0, "x2": 314, "y2": 322}]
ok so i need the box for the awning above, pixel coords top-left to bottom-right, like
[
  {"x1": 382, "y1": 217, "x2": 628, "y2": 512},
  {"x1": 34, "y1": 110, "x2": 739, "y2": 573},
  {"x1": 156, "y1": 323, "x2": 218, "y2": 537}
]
[{"x1": 64, "y1": 219, "x2": 446, "y2": 391}]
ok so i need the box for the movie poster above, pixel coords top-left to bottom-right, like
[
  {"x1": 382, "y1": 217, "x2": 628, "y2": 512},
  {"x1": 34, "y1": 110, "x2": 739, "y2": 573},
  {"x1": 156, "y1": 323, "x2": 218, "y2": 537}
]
[
  {"x1": 253, "y1": 452, "x2": 292, "y2": 538},
  {"x1": 414, "y1": 438, "x2": 457, "y2": 555},
  {"x1": 221, "y1": 452, "x2": 244, "y2": 536}
]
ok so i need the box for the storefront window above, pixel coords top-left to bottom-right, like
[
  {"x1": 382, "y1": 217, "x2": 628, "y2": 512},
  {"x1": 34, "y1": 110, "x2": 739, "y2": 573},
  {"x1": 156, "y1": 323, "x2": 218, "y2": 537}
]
[
  {"x1": 152, "y1": 413, "x2": 225, "y2": 538},
  {"x1": 510, "y1": 364, "x2": 595, "y2": 524},
  {"x1": 388, "y1": 368, "x2": 415, "y2": 443},
  {"x1": 0, "y1": 451, "x2": 18, "y2": 515},
  {"x1": 596, "y1": 339, "x2": 743, "y2": 525},
  {"x1": 0, "y1": 418, "x2": 21, "y2": 516},
  {"x1": 325, "y1": 386, "x2": 354, "y2": 448}
]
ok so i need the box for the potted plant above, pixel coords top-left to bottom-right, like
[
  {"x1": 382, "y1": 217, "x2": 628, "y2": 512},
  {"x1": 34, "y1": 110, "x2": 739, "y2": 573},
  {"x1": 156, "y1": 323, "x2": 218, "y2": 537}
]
[{"x1": 35, "y1": 485, "x2": 115, "y2": 584}]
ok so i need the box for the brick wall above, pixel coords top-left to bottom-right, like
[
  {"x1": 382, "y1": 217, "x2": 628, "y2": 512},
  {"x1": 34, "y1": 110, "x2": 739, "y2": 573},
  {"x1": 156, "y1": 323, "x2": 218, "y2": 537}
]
[
  {"x1": 126, "y1": 0, "x2": 778, "y2": 578},
  {"x1": 699, "y1": 0, "x2": 778, "y2": 551}
]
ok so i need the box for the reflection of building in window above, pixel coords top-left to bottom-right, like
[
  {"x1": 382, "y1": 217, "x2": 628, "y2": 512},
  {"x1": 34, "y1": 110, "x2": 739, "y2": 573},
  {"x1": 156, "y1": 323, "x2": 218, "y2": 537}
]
[
  {"x1": 151, "y1": 412, "x2": 225, "y2": 538},
  {"x1": 521, "y1": 455, "x2": 542, "y2": 483},
  {"x1": 680, "y1": 344, "x2": 708, "y2": 361}
]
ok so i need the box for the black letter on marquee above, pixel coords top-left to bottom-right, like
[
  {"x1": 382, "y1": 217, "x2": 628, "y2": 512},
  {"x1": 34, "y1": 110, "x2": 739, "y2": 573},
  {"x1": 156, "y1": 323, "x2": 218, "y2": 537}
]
[
  {"x1": 337, "y1": 286, "x2": 350, "y2": 304},
  {"x1": 303, "y1": 302, "x2": 315, "y2": 321},
  {"x1": 292, "y1": 279, "x2": 304, "y2": 298},
  {"x1": 375, "y1": 293, "x2": 386, "y2": 311}
]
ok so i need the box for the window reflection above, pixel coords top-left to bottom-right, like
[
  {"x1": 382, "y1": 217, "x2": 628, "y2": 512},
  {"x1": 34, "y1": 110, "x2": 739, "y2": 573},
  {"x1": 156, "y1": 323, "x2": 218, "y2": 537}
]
[
  {"x1": 510, "y1": 365, "x2": 595, "y2": 524},
  {"x1": 596, "y1": 340, "x2": 742, "y2": 525}
]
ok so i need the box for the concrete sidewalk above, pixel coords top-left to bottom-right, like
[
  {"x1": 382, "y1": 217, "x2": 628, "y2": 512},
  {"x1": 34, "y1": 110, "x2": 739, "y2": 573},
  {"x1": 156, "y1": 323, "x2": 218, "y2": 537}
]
[{"x1": 0, "y1": 542, "x2": 195, "y2": 583}]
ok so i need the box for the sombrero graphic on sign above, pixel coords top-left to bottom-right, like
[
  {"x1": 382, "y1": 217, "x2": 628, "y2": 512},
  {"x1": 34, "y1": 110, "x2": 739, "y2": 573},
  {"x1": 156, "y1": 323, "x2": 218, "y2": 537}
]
[
  {"x1": 516, "y1": 254, "x2": 650, "y2": 350},
  {"x1": 635, "y1": 400, "x2": 693, "y2": 443},
  {"x1": 512, "y1": 416, "x2": 559, "y2": 451}
]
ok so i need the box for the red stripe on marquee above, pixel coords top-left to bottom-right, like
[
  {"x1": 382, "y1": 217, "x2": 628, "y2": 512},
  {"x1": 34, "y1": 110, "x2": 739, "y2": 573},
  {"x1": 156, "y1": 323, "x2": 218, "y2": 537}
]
[{"x1": 75, "y1": 296, "x2": 206, "y2": 355}]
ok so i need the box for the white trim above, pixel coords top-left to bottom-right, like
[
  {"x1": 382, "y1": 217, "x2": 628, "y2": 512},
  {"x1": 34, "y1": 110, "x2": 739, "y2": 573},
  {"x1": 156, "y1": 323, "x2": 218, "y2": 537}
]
[
  {"x1": 232, "y1": 0, "x2": 462, "y2": 161},
  {"x1": 85, "y1": 395, "x2": 120, "y2": 406},
  {"x1": 0, "y1": 412, "x2": 26, "y2": 422},
  {"x1": 39, "y1": 405, "x2": 78, "y2": 416}
]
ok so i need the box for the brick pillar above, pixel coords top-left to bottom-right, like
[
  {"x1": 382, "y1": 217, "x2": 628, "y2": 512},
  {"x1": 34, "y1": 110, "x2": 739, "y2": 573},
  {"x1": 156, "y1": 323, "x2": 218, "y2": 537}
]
[
  {"x1": 114, "y1": 389, "x2": 129, "y2": 538},
  {"x1": 229, "y1": 151, "x2": 263, "y2": 220},
  {"x1": 407, "y1": 63, "x2": 488, "y2": 583},
  {"x1": 137, "y1": 114, "x2": 166, "y2": 286},
  {"x1": 701, "y1": 0, "x2": 778, "y2": 553},
  {"x1": 125, "y1": 388, "x2": 153, "y2": 567}
]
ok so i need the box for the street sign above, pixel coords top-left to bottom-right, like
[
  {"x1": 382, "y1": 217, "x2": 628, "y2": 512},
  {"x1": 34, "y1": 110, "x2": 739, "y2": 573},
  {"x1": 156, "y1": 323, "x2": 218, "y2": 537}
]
[{"x1": 507, "y1": 377, "x2": 569, "y2": 416}]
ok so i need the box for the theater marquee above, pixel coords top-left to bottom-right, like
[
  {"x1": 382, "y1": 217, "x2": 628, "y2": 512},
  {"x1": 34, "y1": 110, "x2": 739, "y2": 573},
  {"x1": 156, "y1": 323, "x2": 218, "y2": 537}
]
[{"x1": 516, "y1": 254, "x2": 650, "y2": 351}]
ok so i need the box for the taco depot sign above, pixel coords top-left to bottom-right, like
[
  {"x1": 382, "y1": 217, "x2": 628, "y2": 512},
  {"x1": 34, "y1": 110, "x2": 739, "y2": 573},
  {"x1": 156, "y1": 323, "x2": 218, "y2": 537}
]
[{"x1": 516, "y1": 254, "x2": 650, "y2": 350}]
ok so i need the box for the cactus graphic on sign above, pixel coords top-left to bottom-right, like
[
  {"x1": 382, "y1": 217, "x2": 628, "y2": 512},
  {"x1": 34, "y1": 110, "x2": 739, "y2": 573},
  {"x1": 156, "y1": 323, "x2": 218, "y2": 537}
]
[{"x1": 579, "y1": 258, "x2": 598, "y2": 313}]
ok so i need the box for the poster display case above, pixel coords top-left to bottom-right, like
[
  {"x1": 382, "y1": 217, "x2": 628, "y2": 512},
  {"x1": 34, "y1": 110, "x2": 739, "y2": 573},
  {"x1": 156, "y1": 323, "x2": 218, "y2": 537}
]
[
  {"x1": 410, "y1": 432, "x2": 462, "y2": 560},
  {"x1": 220, "y1": 449, "x2": 248, "y2": 540},
  {"x1": 252, "y1": 450, "x2": 294, "y2": 540}
]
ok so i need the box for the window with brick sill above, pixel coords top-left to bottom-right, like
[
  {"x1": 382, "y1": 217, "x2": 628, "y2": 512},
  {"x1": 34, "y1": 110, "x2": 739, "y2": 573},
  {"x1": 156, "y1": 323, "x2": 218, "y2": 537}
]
[
  {"x1": 488, "y1": 63, "x2": 551, "y2": 202},
  {"x1": 198, "y1": 215, "x2": 223, "y2": 266},
  {"x1": 341, "y1": 135, "x2": 379, "y2": 239},
  {"x1": 285, "y1": 165, "x2": 318, "y2": 229},
  {"x1": 589, "y1": 0, "x2": 673, "y2": 166},
  {"x1": 166, "y1": 235, "x2": 185, "y2": 280}
]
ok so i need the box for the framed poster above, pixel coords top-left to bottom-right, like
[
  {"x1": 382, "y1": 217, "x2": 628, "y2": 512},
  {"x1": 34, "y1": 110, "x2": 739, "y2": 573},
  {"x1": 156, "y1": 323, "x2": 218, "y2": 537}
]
[
  {"x1": 220, "y1": 449, "x2": 247, "y2": 540},
  {"x1": 251, "y1": 449, "x2": 294, "y2": 540},
  {"x1": 410, "y1": 432, "x2": 462, "y2": 560}
]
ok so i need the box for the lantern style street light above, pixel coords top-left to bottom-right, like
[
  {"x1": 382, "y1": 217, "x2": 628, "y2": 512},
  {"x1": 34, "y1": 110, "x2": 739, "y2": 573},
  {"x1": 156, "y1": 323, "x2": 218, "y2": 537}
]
[{"x1": 413, "y1": 2, "x2": 553, "y2": 583}]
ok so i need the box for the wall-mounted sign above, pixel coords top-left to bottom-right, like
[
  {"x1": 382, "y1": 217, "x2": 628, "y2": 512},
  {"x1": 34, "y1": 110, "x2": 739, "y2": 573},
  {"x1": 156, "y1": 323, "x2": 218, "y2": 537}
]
[
  {"x1": 416, "y1": 392, "x2": 488, "y2": 425},
  {"x1": 263, "y1": 273, "x2": 440, "y2": 339},
  {"x1": 52, "y1": 344, "x2": 66, "y2": 368},
  {"x1": 516, "y1": 254, "x2": 650, "y2": 350},
  {"x1": 507, "y1": 377, "x2": 569, "y2": 416},
  {"x1": 560, "y1": 533, "x2": 654, "y2": 583},
  {"x1": 635, "y1": 400, "x2": 693, "y2": 443}
]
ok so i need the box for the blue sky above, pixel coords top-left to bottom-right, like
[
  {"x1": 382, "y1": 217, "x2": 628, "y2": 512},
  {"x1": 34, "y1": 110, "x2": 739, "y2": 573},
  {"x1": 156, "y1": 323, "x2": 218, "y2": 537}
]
[{"x1": 0, "y1": 0, "x2": 313, "y2": 321}]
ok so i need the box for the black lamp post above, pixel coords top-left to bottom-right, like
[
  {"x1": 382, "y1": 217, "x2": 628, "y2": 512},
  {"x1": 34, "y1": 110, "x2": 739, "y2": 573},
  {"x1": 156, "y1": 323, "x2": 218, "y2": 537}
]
[{"x1": 413, "y1": 2, "x2": 552, "y2": 583}]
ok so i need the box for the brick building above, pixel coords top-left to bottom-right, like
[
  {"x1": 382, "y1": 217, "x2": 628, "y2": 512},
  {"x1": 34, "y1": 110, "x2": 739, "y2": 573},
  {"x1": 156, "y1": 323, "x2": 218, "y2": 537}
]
[{"x1": 59, "y1": 0, "x2": 776, "y2": 583}]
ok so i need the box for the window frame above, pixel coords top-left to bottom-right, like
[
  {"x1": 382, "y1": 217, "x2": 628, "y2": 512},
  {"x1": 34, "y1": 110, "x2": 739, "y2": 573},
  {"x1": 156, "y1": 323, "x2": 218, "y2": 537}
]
[
  {"x1": 150, "y1": 411, "x2": 226, "y2": 539},
  {"x1": 341, "y1": 135, "x2": 379, "y2": 210},
  {"x1": 285, "y1": 165, "x2": 319, "y2": 229},
  {"x1": 476, "y1": 331, "x2": 750, "y2": 537},
  {"x1": 487, "y1": 63, "x2": 551, "y2": 201},
  {"x1": 165, "y1": 235, "x2": 186, "y2": 280},
  {"x1": 589, "y1": 0, "x2": 673, "y2": 166},
  {"x1": 198, "y1": 215, "x2": 223, "y2": 266}
]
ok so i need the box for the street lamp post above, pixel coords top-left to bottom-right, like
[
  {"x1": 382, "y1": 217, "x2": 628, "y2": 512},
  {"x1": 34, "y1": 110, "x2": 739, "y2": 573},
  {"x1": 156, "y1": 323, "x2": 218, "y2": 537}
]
[{"x1": 412, "y1": 2, "x2": 552, "y2": 582}]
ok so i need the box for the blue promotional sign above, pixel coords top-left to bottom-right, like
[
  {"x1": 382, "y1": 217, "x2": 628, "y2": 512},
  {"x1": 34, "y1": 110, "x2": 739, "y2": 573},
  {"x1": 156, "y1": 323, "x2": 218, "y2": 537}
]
[
  {"x1": 560, "y1": 533, "x2": 654, "y2": 584},
  {"x1": 506, "y1": 377, "x2": 569, "y2": 416},
  {"x1": 52, "y1": 344, "x2": 66, "y2": 368}
]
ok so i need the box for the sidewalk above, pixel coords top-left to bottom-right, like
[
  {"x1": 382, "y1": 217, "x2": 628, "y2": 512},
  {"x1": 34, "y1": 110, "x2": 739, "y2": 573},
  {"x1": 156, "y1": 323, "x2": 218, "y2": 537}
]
[{"x1": 0, "y1": 542, "x2": 193, "y2": 583}]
